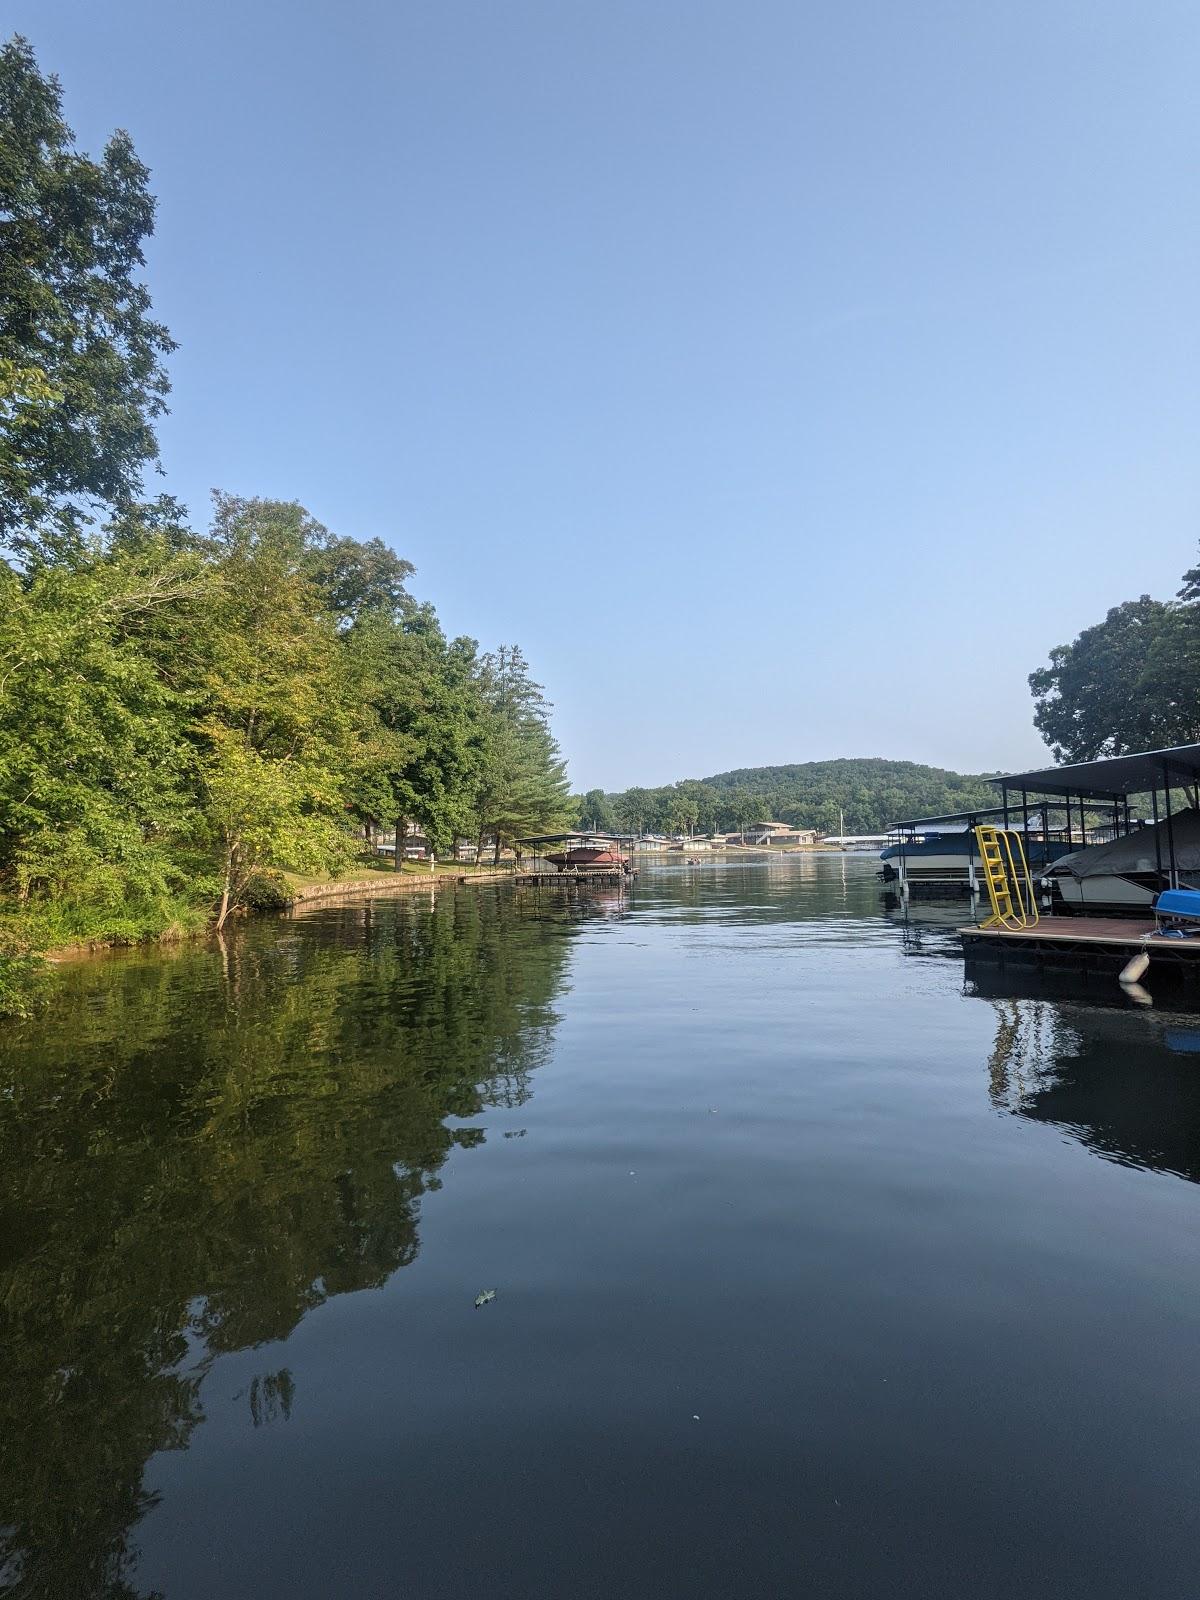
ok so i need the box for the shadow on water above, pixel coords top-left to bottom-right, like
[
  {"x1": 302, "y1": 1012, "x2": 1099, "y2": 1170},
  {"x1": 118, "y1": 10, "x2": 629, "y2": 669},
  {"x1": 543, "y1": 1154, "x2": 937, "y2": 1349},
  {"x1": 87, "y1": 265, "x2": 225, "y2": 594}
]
[{"x1": 0, "y1": 887, "x2": 575, "y2": 1600}]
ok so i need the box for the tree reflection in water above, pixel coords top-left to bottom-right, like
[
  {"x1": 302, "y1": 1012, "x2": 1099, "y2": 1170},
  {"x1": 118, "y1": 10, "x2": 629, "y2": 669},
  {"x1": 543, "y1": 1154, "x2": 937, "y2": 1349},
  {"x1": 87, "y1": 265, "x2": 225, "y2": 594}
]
[{"x1": 0, "y1": 886, "x2": 575, "y2": 1600}]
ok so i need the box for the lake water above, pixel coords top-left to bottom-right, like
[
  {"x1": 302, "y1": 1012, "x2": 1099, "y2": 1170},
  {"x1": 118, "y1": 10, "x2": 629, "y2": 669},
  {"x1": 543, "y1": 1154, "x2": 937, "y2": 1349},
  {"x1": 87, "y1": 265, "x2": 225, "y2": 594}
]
[{"x1": 4, "y1": 856, "x2": 1200, "y2": 1599}]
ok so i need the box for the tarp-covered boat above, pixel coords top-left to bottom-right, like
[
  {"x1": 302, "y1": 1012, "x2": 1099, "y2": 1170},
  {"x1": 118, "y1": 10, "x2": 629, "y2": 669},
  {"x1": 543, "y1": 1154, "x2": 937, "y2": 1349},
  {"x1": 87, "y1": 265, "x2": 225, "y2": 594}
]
[
  {"x1": 545, "y1": 843, "x2": 628, "y2": 869},
  {"x1": 1043, "y1": 808, "x2": 1200, "y2": 911},
  {"x1": 517, "y1": 832, "x2": 632, "y2": 873}
]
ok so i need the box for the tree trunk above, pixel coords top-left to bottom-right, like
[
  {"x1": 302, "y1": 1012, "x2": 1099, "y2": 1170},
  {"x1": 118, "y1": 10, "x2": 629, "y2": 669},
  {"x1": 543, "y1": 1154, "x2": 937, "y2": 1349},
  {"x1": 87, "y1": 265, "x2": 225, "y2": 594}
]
[
  {"x1": 493, "y1": 833, "x2": 502, "y2": 867},
  {"x1": 394, "y1": 817, "x2": 407, "y2": 873},
  {"x1": 215, "y1": 846, "x2": 234, "y2": 931}
]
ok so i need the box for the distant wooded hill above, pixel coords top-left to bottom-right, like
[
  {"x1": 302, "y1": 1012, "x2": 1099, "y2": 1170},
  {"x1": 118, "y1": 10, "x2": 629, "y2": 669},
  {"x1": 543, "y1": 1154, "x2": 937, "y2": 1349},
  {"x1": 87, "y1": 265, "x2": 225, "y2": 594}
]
[
  {"x1": 576, "y1": 758, "x2": 1000, "y2": 836},
  {"x1": 696, "y1": 759, "x2": 999, "y2": 832}
]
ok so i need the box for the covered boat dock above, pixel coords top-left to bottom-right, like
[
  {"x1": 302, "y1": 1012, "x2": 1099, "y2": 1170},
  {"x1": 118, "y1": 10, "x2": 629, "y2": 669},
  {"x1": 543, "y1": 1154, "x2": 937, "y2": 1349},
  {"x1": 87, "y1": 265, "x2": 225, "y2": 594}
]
[
  {"x1": 512, "y1": 832, "x2": 638, "y2": 887},
  {"x1": 989, "y1": 743, "x2": 1200, "y2": 882},
  {"x1": 961, "y1": 743, "x2": 1200, "y2": 998},
  {"x1": 884, "y1": 805, "x2": 1071, "y2": 898}
]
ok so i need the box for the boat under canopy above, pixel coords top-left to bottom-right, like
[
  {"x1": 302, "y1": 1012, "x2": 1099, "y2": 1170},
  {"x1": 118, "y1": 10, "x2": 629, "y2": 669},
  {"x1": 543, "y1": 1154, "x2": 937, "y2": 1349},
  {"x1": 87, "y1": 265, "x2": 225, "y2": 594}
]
[
  {"x1": 880, "y1": 808, "x2": 1068, "y2": 896},
  {"x1": 1042, "y1": 809, "x2": 1200, "y2": 911},
  {"x1": 986, "y1": 742, "x2": 1200, "y2": 914},
  {"x1": 514, "y1": 832, "x2": 632, "y2": 872}
]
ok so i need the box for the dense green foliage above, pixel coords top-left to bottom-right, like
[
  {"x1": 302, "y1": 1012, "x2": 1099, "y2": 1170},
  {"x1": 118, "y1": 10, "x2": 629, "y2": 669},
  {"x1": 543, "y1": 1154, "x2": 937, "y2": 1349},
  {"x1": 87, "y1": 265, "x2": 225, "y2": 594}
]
[
  {"x1": 590, "y1": 758, "x2": 998, "y2": 838},
  {"x1": 0, "y1": 42, "x2": 570, "y2": 998},
  {"x1": 0, "y1": 494, "x2": 572, "y2": 971},
  {"x1": 1029, "y1": 551, "x2": 1200, "y2": 761},
  {"x1": 0, "y1": 37, "x2": 174, "y2": 562}
]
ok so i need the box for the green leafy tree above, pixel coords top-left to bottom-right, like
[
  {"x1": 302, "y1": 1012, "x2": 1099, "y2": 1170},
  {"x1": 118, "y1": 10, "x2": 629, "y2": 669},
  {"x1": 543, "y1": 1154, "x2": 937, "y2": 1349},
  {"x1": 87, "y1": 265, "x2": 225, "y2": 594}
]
[
  {"x1": 475, "y1": 645, "x2": 572, "y2": 858},
  {"x1": 613, "y1": 786, "x2": 654, "y2": 834},
  {"x1": 0, "y1": 36, "x2": 175, "y2": 561},
  {"x1": 199, "y1": 729, "x2": 343, "y2": 929},
  {"x1": 1028, "y1": 595, "x2": 1197, "y2": 762},
  {"x1": 678, "y1": 779, "x2": 715, "y2": 835},
  {"x1": 0, "y1": 545, "x2": 206, "y2": 932},
  {"x1": 714, "y1": 785, "x2": 763, "y2": 832},
  {"x1": 192, "y1": 497, "x2": 358, "y2": 926},
  {"x1": 346, "y1": 606, "x2": 485, "y2": 861},
  {"x1": 576, "y1": 788, "x2": 617, "y2": 832},
  {"x1": 305, "y1": 533, "x2": 415, "y2": 629}
]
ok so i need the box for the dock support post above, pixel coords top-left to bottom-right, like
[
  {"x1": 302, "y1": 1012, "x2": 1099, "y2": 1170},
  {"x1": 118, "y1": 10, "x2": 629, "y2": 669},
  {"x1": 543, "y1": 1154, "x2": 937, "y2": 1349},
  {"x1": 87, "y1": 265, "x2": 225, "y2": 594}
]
[
  {"x1": 1163, "y1": 761, "x2": 1178, "y2": 890},
  {"x1": 1152, "y1": 786, "x2": 1164, "y2": 889}
]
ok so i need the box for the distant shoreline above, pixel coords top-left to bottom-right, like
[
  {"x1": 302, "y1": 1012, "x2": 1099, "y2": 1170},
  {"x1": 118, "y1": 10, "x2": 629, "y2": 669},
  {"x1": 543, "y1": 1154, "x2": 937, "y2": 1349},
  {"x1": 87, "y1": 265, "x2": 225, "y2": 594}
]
[
  {"x1": 40, "y1": 866, "x2": 513, "y2": 964},
  {"x1": 38, "y1": 847, "x2": 883, "y2": 965}
]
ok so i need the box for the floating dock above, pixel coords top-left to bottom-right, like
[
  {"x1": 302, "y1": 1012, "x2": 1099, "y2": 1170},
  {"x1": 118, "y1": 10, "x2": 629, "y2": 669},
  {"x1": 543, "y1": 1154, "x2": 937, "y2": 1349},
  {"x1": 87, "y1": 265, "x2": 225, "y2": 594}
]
[{"x1": 961, "y1": 916, "x2": 1200, "y2": 996}]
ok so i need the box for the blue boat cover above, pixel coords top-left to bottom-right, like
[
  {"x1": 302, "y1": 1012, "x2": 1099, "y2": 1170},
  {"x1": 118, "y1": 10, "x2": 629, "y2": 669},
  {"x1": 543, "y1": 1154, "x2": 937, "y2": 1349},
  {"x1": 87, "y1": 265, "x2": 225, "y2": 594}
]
[{"x1": 1154, "y1": 888, "x2": 1200, "y2": 920}]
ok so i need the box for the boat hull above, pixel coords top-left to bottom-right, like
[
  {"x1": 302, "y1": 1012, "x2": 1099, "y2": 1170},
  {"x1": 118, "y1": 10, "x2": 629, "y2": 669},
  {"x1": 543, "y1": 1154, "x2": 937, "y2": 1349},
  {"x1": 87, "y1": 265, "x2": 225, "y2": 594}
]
[
  {"x1": 881, "y1": 837, "x2": 1062, "y2": 894},
  {"x1": 1049, "y1": 873, "x2": 1158, "y2": 912}
]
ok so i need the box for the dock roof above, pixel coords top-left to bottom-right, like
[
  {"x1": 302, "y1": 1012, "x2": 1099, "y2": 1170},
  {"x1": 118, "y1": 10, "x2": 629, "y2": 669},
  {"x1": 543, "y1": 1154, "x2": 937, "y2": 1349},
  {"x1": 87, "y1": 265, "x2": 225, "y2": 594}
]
[
  {"x1": 890, "y1": 805, "x2": 1015, "y2": 831},
  {"x1": 994, "y1": 743, "x2": 1200, "y2": 801},
  {"x1": 514, "y1": 831, "x2": 631, "y2": 846}
]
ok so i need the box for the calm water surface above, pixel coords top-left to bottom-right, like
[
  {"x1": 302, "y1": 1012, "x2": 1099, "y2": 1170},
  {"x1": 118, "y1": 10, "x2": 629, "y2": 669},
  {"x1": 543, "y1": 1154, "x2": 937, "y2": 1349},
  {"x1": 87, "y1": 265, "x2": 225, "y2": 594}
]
[{"x1": 4, "y1": 858, "x2": 1200, "y2": 1598}]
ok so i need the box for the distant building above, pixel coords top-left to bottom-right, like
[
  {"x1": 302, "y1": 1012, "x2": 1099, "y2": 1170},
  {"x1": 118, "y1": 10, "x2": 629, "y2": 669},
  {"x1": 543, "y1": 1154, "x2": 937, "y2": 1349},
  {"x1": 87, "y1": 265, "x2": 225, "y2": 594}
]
[
  {"x1": 728, "y1": 821, "x2": 819, "y2": 847},
  {"x1": 375, "y1": 823, "x2": 432, "y2": 859}
]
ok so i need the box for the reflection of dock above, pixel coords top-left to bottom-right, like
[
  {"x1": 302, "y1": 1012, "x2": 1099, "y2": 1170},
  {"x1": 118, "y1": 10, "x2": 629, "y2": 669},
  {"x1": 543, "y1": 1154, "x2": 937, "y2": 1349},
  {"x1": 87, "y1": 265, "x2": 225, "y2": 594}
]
[
  {"x1": 515, "y1": 868, "x2": 637, "y2": 887},
  {"x1": 983, "y1": 997, "x2": 1200, "y2": 1184}
]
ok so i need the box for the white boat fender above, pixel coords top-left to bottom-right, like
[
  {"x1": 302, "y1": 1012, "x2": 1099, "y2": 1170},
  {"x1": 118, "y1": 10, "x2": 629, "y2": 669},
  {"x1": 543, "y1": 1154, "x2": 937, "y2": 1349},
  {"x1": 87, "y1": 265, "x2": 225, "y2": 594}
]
[{"x1": 1119, "y1": 950, "x2": 1150, "y2": 986}]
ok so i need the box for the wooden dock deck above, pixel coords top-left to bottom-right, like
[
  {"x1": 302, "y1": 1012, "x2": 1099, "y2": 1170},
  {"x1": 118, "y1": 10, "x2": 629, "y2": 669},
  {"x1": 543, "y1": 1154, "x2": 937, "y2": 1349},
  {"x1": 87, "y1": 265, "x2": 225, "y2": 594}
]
[{"x1": 960, "y1": 916, "x2": 1159, "y2": 949}]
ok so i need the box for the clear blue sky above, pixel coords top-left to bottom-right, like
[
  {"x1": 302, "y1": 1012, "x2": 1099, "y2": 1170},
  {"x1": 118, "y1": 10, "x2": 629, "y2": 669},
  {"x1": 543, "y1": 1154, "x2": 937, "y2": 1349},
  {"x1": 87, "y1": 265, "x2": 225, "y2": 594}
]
[{"x1": 15, "y1": 1, "x2": 1199, "y2": 790}]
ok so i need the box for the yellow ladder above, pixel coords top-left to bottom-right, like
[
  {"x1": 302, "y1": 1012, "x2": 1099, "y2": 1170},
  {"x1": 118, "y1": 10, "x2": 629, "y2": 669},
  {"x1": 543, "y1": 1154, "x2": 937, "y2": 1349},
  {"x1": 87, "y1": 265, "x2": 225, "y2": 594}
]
[{"x1": 974, "y1": 826, "x2": 1040, "y2": 930}]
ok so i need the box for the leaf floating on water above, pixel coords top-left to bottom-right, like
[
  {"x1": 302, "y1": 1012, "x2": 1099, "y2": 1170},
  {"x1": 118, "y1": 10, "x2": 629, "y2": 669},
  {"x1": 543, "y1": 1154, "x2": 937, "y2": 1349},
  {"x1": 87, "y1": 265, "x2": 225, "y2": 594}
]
[{"x1": 474, "y1": 1289, "x2": 497, "y2": 1309}]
